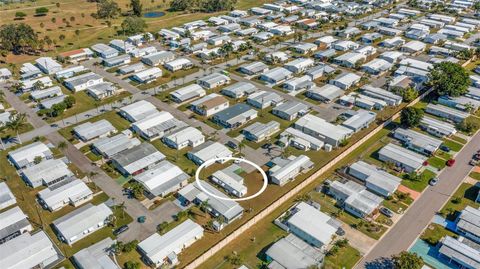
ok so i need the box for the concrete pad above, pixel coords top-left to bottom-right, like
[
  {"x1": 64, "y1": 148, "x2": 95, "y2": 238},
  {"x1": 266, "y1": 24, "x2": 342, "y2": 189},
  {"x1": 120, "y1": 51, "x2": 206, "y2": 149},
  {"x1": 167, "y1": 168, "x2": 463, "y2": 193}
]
[{"x1": 397, "y1": 185, "x2": 421, "y2": 200}]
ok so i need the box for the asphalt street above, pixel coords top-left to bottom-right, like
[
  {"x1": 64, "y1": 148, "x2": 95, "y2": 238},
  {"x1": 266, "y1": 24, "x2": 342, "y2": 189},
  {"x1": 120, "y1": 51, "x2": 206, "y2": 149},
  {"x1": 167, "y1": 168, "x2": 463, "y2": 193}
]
[{"x1": 356, "y1": 130, "x2": 480, "y2": 268}]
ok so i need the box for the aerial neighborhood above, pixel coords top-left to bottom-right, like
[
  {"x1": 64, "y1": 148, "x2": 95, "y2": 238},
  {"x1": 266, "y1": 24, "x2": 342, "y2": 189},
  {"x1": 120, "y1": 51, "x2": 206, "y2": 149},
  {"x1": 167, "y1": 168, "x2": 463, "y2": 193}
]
[{"x1": 2, "y1": 0, "x2": 480, "y2": 269}]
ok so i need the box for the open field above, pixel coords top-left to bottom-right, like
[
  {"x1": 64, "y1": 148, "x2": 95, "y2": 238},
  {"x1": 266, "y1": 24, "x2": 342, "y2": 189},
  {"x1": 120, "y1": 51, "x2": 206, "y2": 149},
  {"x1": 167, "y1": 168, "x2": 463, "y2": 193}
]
[{"x1": 1, "y1": 0, "x2": 271, "y2": 65}]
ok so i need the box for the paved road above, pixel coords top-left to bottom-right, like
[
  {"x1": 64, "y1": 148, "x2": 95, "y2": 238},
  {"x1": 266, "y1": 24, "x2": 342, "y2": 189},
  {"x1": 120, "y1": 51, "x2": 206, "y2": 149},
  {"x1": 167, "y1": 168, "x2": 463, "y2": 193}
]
[{"x1": 356, "y1": 131, "x2": 480, "y2": 268}]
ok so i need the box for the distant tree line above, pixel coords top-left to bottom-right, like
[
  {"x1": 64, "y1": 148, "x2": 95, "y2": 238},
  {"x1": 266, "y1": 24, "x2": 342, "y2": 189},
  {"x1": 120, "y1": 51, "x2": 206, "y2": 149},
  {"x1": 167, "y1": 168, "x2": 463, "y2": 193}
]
[{"x1": 169, "y1": 0, "x2": 237, "y2": 13}]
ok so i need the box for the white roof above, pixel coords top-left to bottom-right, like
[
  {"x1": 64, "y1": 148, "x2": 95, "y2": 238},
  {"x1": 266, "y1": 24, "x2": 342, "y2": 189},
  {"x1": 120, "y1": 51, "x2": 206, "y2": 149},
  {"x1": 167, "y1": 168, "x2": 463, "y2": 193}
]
[
  {"x1": 73, "y1": 237, "x2": 119, "y2": 269},
  {"x1": 52, "y1": 203, "x2": 112, "y2": 241},
  {"x1": 120, "y1": 100, "x2": 158, "y2": 122},
  {"x1": 8, "y1": 142, "x2": 52, "y2": 167},
  {"x1": 0, "y1": 182, "x2": 16, "y2": 209},
  {"x1": 165, "y1": 126, "x2": 204, "y2": 145},
  {"x1": 21, "y1": 159, "x2": 73, "y2": 185},
  {"x1": 171, "y1": 84, "x2": 205, "y2": 102},
  {"x1": 271, "y1": 155, "x2": 312, "y2": 182},
  {"x1": 0, "y1": 206, "x2": 29, "y2": 235},
  {"x1": 189, "y1": 141, "x2": 232, "y2": 163},
  {"x1": 38, "y1": 179, "x2": 93, "y2": 209},
  {"x1": 134, "y1": 160, "x2": 189, "y2": 196},
  {"x1": 139, "y1": 219, "x2": 203, "y2": 264},
  {"x1": 379, "y1": 143, "x2": 427, "y2": 170},
  {"x1": 73, "y1": 119, "x2": 116, "y2": 141},
  {"x1": 0, "y1": 231, "x2": 58, "y2": 269},
  {"x1": 295, "y1": 114, "x2": 353, "y2": 142},
  {"x1": 287, "y1": 202, "x2": 337, "y2": 246}
]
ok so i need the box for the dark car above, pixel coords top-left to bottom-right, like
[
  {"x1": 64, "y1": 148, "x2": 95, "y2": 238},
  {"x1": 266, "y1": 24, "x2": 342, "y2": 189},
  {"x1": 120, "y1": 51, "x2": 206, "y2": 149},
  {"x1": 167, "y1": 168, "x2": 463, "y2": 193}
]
[
  {"x1": 261, "y1": 143, "x2": 272, "y2": 149},
  {"x1": 336, "y1": 227, "x2": 345, "y2": 236},
  {"x1": 113, "y1": 225, "x2": 129, "y2": 236},
  {"x1": 429, "y1": 177, "x2": 439, "y2": 186},
  {"x1": 440, "y1": 145, "x2": 450, "y2": 152},
  {"x1": 379, "y1": 207, "x2": 394, "y2": 218},
  {"x1": 226, "y1": 141, "x2": 238, "y2": 149}
]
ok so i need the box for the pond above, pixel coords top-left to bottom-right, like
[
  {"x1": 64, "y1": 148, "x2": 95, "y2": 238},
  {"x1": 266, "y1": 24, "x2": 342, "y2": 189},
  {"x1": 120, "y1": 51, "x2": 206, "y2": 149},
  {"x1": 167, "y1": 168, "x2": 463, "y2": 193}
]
[{"x1": 143, "y1": 11, "x2": 165, "y2": 18}]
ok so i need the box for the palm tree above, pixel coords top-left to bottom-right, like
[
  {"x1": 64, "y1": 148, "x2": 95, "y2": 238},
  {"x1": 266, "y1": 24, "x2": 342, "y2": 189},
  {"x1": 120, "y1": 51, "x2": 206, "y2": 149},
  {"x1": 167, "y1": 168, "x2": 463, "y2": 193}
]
[
  {"x1": 6, "y1": 112, "x2": 26, "y2": 144},
  {"x1": 118, "y1": 201, "x2": 126, "y2": 219},
  {"x1": 238, "y1": 140, "x2": 246, "y2": 155},
  {"x1": 199, "y1": 199, "x2": 210, "y2": 217},
  {"x1": 57, "y1": 141, "x2": 67, "y2": 152}
]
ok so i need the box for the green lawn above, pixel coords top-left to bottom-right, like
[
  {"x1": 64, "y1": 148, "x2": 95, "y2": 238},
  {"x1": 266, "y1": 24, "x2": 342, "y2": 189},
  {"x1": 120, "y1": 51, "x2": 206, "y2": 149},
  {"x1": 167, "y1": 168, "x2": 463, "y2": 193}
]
[
  {"x1": 58, "y1": 110, "x2": 130, "y2": 143},
  {"x1": 323, "y1": 243, "x2": 361, "y2": 269},
  {"x1": 440, "y1": 183, "x2": 480, "y2": 220},
  {"x1": 401, "y1": 169, "x2": 436, "y2": 192},
  {"x1": 45, "y1": 89, "x2": 131, "y2": 123},
  {"x1": 427, "y1": 156, "x2": 446, "y2": 170},
  {"x1": 421, "y1": 223, "x2": 457, "y2": 245},
  {"x1": 442, "y1": 139, "x2": 464, "y2": 152},
  {"x1": 149, "y1": 140, "x2": 197, "y2": 176},
  {"x1": 450, "y1": 135, "x2": 467, "y2": 144},
  {"x1": 469, "y1": 171, "x2": 480, "y2": 181}
]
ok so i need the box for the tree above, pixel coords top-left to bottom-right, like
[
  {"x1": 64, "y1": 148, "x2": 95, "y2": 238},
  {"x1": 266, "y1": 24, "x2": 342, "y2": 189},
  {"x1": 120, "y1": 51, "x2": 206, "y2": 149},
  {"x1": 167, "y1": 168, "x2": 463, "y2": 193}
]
[
  {"x1": 121, "y1": 17, "x2": 147, "y2": 35},
  {"x1": 96, "y1": 0, "x2": 121, "y2": 19},
  {"x1": 130, "y1": 0, "x2": 143, "y2": 16},
  {"x1": 170, "y1": 0, "x2": 237, "y2": 13},
  {"x1": 391, "y1": 251, "x2": 424, "y2": 269},
  {"x1": 5, "y1": 112, "x2": 27, "y2": 144},
  {"x1": 400, "y1": 87, "x2": 418, "y2": 102},
  {"x1": 0, "y1": 23, "x2": 39, "y2": 54},
  {"x1": 428, "y1": 62, "x2": 469, "y2": 97},
  {"x1": 33, "y1": 156, "x2": 43, "y2": 164},
  {"x1": 57, "y1": 141, "x2": 67, "y2": 152},
  {"x1": 124, "y1": 261, "x2": 140, "y2": 269},
  {"x1": 35, "y1": 7, "x2": 49, "y2": 16},
  {"x1": 129, "y1": 181, "x2": 145, "y2": 199},
  {"x1": 157, "y1": 221, "x2": 169, "y2": 234},
  {"x1": 400, "y1": 107, "x2": 424, "y2": 128},
  {"x1": 15, "y1": 12, "x2": 27, "y2": 20}
]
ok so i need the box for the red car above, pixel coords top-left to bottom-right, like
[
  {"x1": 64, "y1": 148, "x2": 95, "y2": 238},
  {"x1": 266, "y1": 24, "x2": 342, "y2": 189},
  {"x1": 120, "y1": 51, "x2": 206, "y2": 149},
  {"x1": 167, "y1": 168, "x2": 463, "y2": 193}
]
[{"x1": 446, "y1": 159, "x2": 456, "y2": 167}]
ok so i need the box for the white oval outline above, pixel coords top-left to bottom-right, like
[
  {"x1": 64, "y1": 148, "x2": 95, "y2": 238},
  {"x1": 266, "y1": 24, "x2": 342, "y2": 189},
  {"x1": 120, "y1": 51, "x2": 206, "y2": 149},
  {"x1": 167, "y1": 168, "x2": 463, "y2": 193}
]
[{"x1": 195, "y1": 157, "x2": 268, "y2": 202}]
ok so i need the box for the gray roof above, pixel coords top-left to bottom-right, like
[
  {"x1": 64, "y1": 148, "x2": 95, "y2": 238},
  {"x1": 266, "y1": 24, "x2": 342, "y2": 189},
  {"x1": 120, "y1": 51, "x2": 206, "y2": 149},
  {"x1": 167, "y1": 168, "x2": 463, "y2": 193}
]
[
  {"x1": 221, "y1": 82, "x2": 256, "y2": 98},
  {"x1": 243, "y1": 121, "x2": 280, "y2": 138},
  {"x1": 73, "y1": 237, "x2": 119, "y2": 269},
  {"x1": 213, "y1": 103, "x2": 256, "y2": 122},
  {"x1": 439, "y1": 236, "x2": 480, "y2": 269},
  {"x1": 112, "y1": 143, "x2": 165, "y2": 174},
  {"x1": 73, "y1": 119, "x2": 116, "y2": 141},
  {"x1": 378, "y1": 143, "x2": 427, "y2": 170},
  {"x1": 64, "y1": 72, "x2": 102, "y2": 87},
  {"x1": 457, "y1": 206, "x2": 480, "y2": 239},
  {"x1": 342, "y1": 110, "x2": 376, "y2": 131},
  {"x1": 393, "y1": 128, "x2": 443, "y2": 153},
  {"x1": 134, "y1": 160, "x2": 189, "y2": 196},
  {"x1": 266, "y1": 233, "x2": 324, "y2": 269},
  {"x1": 198, "y1": 73, "x2": 230, "y2": 86},
  {"x1": 190, "y1": 181, "x2": 244, "y2": 221},
  {"x1": 420, "y1": 116, "x2": 457, "y2": 136},
  {"x1": 348, "y1": 160, "x2": 401, "y2": 196},
  {"x1": 273, "y1": 101, "x2": 309, "y2": 118},
  {"x1": 93, "y1": 132, "x2": 141, "y2": 157},
  {"x1": 40, "y1": 95, "x2": 66, "y2": 109},
  {"x1": 0, "y1": 206, "x2": 30, "y2": 241}
]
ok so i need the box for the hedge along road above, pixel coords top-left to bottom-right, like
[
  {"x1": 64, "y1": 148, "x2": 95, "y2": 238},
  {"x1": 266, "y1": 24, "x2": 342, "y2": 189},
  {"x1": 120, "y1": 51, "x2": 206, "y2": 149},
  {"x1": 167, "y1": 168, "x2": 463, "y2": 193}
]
[{"x1": 194, "y1": 157, "x2": 268, "y2": 202}]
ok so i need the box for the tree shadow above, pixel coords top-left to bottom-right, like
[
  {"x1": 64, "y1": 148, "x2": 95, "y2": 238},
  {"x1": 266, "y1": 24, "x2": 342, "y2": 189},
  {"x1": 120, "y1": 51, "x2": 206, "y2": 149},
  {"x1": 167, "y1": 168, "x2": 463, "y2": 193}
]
[{"x1": 365, "y1": 257, "x2": 394, "y2": 269}]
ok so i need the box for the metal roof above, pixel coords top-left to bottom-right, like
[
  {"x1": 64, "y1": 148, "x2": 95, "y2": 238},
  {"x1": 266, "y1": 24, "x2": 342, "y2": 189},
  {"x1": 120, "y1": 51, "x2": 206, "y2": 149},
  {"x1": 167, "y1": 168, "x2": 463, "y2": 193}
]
[{"x1": 112, "y1": 143, "x2": 165, "y2": 174}]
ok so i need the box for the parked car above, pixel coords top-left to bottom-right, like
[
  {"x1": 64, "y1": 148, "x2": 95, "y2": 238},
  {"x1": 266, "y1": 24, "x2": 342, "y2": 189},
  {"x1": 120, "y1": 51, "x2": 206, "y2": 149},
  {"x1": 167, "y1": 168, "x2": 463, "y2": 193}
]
[
  {"x1": 261, "y1": 143, "x2": 272, "y2": 149},
  {"x1": 429, "y1": 177, "x2": 439, "y2": 186},
  {"x1": 446, "y1": 159, "x2": 456, "y2": 167},
  {"x1": 440, "y1": 145, "x2": 450, "y2": 152},
  {"x1": 470, "y1": 159, "x2": 479, "y2": 166},
  {"x1": 113, "y1": 225, "x2": 129, "y2": 236},
  {"x1": 379, "y1": 207, "x2": 394, "y2": 218},
  {"x1": 226, "y1": 141, "x2": 238, "y2": 149},
  {"x1": 137, "y1": 216, "x2": 146, "y2": 223}
]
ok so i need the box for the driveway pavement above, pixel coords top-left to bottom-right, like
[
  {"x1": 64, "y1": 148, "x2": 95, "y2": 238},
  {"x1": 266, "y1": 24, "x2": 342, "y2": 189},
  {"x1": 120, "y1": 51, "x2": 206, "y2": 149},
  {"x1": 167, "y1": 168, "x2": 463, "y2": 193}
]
[{"x1": 356, "y1": 130, "x2": 480, "y2": 268}]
